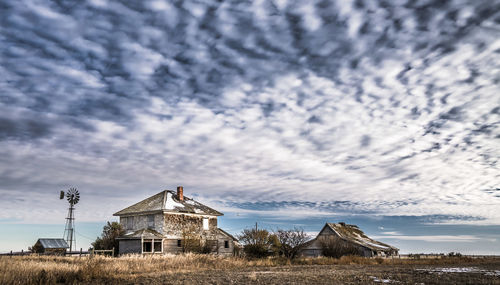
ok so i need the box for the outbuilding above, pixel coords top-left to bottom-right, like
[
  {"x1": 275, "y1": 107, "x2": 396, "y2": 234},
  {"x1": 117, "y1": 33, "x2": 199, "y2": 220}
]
[
  {"x1": 300, "y1": 222, "x2": 399, "y2": 257},
  {"x1": 32, "y1": 238, "x2": 69, "y2": 255}
]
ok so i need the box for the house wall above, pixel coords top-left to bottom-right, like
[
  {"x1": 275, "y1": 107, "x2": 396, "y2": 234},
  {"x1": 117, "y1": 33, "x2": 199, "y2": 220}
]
[
  {"x1": 217, "y1": 232, "x2": 235, "y2": 256},
  {"x1": 120, "y1": 213, "x2": 164, "y2": 233},
  {"x1": 163, "y1": 239, "x2": 184, "y2": 253},
  {"x1": 163, "y1": 213, "x2": 218, "y2": 240},
  {"x1": 119, "y1": 240, "x2": 142, "y2": 255}
]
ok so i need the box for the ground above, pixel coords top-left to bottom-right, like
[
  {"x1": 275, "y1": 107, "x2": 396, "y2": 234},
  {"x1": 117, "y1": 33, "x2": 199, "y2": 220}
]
[
  {"x1": 1, "y1": 255, "x2": 499, "y2": 284},
  {"x1": 131, "y1": 264, "x2": 500, "y2": 284}
]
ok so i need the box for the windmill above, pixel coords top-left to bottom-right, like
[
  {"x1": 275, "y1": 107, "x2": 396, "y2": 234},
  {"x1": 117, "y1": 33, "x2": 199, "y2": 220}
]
[{"x1": 60, "y1": 187, "x2": 80, "y2": 252}]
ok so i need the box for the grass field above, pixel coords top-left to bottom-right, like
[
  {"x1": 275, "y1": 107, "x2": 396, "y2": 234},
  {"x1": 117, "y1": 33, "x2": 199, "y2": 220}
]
[{"x1": 1, "y1": 254, "x2": 499, "y2": 284}]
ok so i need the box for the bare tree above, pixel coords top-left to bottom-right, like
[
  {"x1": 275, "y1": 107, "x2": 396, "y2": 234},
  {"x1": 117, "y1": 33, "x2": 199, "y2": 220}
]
[{"x1": 274, "y1": 227, "x2": 309, "y2": 259}]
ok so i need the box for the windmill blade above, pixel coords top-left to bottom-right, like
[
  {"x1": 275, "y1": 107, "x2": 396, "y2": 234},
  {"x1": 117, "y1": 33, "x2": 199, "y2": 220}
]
[
  {"x1": 59, "y1": 191, "x2": 65, "y2": 200},
  {"x1": 65, "y1": 187, "x2": 80, "y2": 205}
]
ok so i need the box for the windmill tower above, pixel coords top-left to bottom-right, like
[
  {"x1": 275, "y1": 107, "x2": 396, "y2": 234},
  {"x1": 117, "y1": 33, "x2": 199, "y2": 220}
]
[{"x1": 60, "y1": 188, "x2": 80, "y2": 252}]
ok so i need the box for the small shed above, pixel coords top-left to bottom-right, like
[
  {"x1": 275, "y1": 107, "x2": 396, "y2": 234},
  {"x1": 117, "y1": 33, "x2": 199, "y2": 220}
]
[{"x1": 33, "y1": 238, "x2": 69, "y2": 255}]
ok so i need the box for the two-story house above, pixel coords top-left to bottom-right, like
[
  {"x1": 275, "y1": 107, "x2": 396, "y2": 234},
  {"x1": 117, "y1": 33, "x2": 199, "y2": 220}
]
[{"x1": 113, "y1": 186, "x2": 238, "y2": 255}]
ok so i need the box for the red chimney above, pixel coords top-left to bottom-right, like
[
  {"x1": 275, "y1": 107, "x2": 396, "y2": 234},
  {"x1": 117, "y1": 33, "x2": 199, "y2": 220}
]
[{"x1": 177, "y1": 186, "x2": 184, "y2": 201}]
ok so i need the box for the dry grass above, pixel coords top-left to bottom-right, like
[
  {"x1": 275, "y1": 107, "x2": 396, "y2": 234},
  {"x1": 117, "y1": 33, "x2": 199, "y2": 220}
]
[{"x1": 1, "y1": 254, "x2": 499, "y2": 284}]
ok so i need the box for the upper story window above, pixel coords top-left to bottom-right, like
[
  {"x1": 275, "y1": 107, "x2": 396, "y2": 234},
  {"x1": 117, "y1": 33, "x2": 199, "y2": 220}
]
[
  {"x1": 127, "y1": 216, "x2": 134, "y2": 230},
  {"x1": 147, "y1": 215, "x2": 155, "y2": 229},
  {"x1": 203, "y1": 218, "x2": 209, "y2": 230}
]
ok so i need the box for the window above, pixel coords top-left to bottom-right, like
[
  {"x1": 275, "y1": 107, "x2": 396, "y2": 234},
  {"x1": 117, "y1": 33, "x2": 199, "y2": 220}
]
[
  {"x1": 154, "y1": 241, "x2": 162, "y2": 252},
  {"x1": 224, "y1": 240, "x2": 229, "y2": 249},
  {"x1": 121, "y1": 217, "x2": 127, "y2": 228},
  {"x1": 127, "y1": 216, "x2": 133, "y2": 230},
  {"x1": 177, "y1": 240, "x2": 182, "y2": 247},
  {"x1": 147, "y1": 215, "x2": 154, "y2": 229},
  {"x1": 143, "y1": 240, "x2": 152, "y2": 252},
  {"x1": 203, "y1": 218, "x2": 209, "y2": 230}
]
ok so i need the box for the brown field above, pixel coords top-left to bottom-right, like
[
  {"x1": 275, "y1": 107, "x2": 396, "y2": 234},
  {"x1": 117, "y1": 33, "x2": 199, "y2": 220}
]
[{"x1": 1, "y1": 254, "x2": 499, "y2": 284}]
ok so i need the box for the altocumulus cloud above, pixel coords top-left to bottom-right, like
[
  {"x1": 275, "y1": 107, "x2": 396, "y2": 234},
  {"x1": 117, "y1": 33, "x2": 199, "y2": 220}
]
[{"x1": 0, "y1": 0, "x2": 499, "y2": 224}]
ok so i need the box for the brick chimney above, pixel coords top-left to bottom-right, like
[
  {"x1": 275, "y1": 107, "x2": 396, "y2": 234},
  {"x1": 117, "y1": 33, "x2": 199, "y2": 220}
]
[{"x1": 177, "y1": 186, "x2": 184, "y2": 201}]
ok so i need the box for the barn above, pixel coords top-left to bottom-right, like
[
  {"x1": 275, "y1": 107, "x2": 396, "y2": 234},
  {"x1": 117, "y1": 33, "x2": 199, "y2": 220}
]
[
  {"x1": 114, "y1": 186, "x2": 239, "y2": 255},
  {"x1": 32, "y1": 238, "x2": 69, "y2": 255},
  {"x1": 300, "y1": 222, "x2": 399, "y2": 257}
]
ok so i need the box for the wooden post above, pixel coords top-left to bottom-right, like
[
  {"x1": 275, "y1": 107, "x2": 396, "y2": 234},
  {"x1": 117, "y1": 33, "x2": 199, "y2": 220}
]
[
  {"x1": 10, "y1": 250, "x2": 12, "y2": 258},
  {"x1": 21, "y1": 249, "x2": 23, "y2": 256},
  {"x1": 112, "y1": 247, "x2": 115, "y2": 257},
  {"x1": 79, "y1": 248, "x2": 82, "y2": 257}
]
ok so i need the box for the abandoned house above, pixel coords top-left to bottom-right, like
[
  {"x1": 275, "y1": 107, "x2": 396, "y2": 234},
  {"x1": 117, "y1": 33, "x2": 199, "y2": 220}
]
[
  {"x1": 114, "y1": 186, "x2": 239, "y2": 255},
  {"x1": 299, "y1": 222, "x2": 399, "y2": 257},
  {"x1": 32, "y1": 238, "x2": 69, "y2": 255}
]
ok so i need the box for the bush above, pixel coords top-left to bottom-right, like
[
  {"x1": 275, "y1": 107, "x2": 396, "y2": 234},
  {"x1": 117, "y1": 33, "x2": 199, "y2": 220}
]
[{"x1": 238, "y1": 227, "x2": 279, "y2": 258}]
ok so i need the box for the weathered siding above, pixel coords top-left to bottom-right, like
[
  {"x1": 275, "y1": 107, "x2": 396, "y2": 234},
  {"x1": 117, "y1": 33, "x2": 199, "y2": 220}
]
[
  {"x1": 163, "y1": 239, "x2": 183, "y2": 253},
  {"x1": 216, "y1": 232, "x2": 235, "y2": 256},
  {"x1": 120, "y1": 213, "x2": 164, "y2": 233},
  {"x1": 119, "y1": 240, "x2": 142, "y2": 255}
]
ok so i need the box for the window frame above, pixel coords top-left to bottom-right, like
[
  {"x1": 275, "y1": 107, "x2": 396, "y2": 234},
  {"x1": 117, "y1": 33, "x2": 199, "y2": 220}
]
[
  {"x1": 147, "y1": 215, "x2": 155, "y2": 229},
  {"x1": 203, "y1": 218, "x2": 209, "y2": 230}
]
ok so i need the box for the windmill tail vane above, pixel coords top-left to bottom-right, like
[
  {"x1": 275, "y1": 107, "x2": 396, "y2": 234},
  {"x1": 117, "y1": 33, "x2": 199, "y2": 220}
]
[{"x1": 62, "y1": 187, "x2": 80, "y2": 252}]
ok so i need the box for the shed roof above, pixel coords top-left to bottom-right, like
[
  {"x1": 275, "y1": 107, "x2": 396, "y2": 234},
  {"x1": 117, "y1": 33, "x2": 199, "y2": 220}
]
[
  {"x1": 321, "y1": 223, "x2": 398, "y2": 252},
  {"x1": 113, "y1": 190, "x2": 223, "y2": 216},
  {"x1": 37, "y1": 238, "x2": 69, "y2": 249},
  {"x1": 217, "y1": 228, "x2": 238, "y2": 241}
]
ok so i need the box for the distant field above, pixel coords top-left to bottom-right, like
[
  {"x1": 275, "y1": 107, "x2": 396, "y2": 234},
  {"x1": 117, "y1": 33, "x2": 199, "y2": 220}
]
[{"x1": 1, "y1": 254, "x2": 499, "y2": 284}]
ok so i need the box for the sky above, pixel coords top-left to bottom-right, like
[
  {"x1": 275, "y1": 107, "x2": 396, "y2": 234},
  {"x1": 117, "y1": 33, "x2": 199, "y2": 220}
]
[{"x1": 0, "y1": 0, "x2": 499, "y2": 254}]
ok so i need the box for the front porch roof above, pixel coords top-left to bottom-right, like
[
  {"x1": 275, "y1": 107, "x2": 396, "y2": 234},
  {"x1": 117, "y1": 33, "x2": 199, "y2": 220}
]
[{"x1": 117, "y1": 228, "x2": 164, "y2": 240}]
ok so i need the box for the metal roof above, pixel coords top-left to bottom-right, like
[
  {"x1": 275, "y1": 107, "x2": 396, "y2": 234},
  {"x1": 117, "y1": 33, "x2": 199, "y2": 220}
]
[
  {"x1": 113, "y1": 190, "x2": 223, "y2": 216},
  {"x1": 37, "y1": 238, "x2": 69, "y2": 249}
]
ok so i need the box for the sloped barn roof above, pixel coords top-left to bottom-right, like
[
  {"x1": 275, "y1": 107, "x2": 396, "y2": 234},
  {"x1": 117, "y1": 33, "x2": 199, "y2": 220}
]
[
  {"x1": 37, "y1": 238, "x2": 69, "y2": 249},
  {"x1": 323, "y1": 223, "x2": 398, "y2": 251},
  {"x1": 113, "y1": 190, "x2": 223, "y2": 216}
]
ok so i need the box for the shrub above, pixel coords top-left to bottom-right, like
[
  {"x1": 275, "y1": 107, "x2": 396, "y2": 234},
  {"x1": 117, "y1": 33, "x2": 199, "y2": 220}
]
[{"x1": 238, "y1": 227, "x2": 279, "y2": 258}]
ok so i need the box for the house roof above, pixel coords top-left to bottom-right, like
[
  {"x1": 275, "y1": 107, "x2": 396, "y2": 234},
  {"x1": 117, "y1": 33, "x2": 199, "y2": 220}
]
[
  {"x1": 36, "y1": 238, "x2": 69, "y2": 249},
  {"x1": 321, "y1": 222, "x2": 398, "y2": 252},
  {"x1": 117, "y1": 228, "x2": 164, "y2": 240},
  {"x1": 113, "y1": 190, "x2": 223, "y2": 217},
  {"x1": 217, "y1": 228, "x2": 238, "y2": 241}
]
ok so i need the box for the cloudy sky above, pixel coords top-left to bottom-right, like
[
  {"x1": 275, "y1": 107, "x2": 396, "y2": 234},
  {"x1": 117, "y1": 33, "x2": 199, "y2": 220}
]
[{"x1": 0, "y1": 0, "x2": 499, "y2": 254}]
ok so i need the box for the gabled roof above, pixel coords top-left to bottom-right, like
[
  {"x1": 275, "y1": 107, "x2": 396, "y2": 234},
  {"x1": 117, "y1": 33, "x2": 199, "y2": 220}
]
[
  {"x1": 113, "y1": 190, "x2": 223, "y2": 216},
  {"x1": 36, "y1": 238, "x2": 69, "y2": 249},
  {"x1": 217, "y1": 228, "x2": 238, "y2": 241},
  {"x1": 117, "y1": 228, "x2": 164, "y2": 240},
  {"x1": 320, "y1": 222, "x2": 398, "y2": 252}
]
